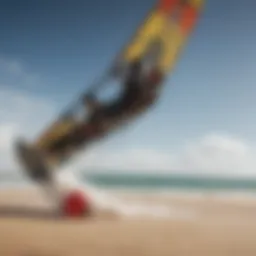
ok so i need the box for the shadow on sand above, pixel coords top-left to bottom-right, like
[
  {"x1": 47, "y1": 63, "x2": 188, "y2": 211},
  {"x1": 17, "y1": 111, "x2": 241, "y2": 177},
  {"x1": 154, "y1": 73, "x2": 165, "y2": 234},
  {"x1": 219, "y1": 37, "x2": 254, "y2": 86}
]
[{"x1": 0, "y1": 206, "x2": 59, "y2": 220}]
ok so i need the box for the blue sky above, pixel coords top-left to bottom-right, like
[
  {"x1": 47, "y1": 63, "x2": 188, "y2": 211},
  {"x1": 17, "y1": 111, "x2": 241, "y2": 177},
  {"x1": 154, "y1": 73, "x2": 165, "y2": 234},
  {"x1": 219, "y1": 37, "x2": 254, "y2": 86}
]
[{"x1": 1, "y1": 0, "x2": 256, "y2": 175}]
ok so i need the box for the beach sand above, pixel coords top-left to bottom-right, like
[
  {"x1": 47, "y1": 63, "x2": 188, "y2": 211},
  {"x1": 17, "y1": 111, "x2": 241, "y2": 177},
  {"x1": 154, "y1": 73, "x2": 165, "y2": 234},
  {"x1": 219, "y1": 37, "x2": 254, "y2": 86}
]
[{"x1": 0, "y1": 187, "x2": 256, "y2": 256}]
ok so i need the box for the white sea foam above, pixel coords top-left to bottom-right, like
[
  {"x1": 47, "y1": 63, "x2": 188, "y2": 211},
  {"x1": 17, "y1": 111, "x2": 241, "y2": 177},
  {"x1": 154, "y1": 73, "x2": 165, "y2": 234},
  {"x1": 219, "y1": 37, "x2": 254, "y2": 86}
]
[{"x1": 49, "y1": 169, "x2": 196, "y2": 220}]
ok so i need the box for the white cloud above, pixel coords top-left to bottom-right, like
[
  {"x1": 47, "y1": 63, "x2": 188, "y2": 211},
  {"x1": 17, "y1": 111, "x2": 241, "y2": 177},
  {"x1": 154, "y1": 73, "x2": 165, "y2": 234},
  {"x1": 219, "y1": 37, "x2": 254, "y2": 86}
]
[
  {"x1": 0, "y1": 124, "x2": 18, "y2": 170},
  {"x1": 0, "y1": 57, "x2": 56, "y2": 172},
  {"x1": 172, "y1": 133, "x2": 256, "y2": 175},
  {"x1": 70, "y1": 133, "x2": 256, "y2": 177},
  {"x1": 0, "y1": 57, "x2": 40, "y2": 88},
  {"x1": 0, "y1": 89, "x2": 56, "y2": 172},
  {"x1": 0, "y1": 58, "x2": 23, "y2": 76}
]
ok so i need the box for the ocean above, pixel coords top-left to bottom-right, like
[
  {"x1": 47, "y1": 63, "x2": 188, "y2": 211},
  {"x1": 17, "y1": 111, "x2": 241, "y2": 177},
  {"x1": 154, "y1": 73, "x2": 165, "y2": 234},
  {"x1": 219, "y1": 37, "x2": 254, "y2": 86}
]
[
  {"x1": 1, "y1": 171, "x2": 256, "y2": 193},
  {"x1": 85, "y1": 173, "x2": 256, "y2": 191}
]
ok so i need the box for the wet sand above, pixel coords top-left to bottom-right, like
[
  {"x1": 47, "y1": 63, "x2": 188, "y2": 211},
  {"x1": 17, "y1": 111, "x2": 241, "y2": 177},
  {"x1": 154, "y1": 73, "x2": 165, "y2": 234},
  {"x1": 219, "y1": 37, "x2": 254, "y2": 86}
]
[{"x1": 0, "y1": 187, "x2": 256, "y2": 256}]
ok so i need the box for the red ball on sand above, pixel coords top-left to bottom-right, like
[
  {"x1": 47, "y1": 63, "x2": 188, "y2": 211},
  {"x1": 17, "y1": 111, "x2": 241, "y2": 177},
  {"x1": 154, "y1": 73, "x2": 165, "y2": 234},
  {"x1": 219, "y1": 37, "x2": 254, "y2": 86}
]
[{"x1": 62, "y1": 190, "x2": 91, "y2": 218}]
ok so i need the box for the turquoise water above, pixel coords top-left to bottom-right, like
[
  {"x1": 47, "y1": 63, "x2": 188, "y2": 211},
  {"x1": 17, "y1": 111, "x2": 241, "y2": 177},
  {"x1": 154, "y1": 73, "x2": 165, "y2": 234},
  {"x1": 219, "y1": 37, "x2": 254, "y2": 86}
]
[
  {"x1": 1, "y1": 172, "x2": 256, "y2": 191},
  {"x1": 85, "y1": 173, "x2": 256, "y2": 191}
]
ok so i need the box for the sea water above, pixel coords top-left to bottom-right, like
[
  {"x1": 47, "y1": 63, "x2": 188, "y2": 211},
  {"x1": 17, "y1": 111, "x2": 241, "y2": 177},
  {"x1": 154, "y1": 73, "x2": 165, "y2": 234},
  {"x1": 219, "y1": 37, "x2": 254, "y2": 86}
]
[{"x1": 1, "y1": 171, "x2": 256, "y2": 191}]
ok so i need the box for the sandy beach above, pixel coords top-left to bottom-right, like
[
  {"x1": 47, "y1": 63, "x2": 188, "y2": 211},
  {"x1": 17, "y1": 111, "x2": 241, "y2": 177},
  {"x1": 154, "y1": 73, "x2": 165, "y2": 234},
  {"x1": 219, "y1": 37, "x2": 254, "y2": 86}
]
[{"x1": 0, "y1": 187, "x2": 256, "y2": 256}]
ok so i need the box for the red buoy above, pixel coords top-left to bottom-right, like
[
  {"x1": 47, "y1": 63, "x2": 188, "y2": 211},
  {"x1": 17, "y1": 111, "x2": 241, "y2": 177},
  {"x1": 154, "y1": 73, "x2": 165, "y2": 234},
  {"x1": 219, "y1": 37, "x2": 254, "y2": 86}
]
[{"x1": 62, "y1": 190, "x2": 91, "y2": 218}]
